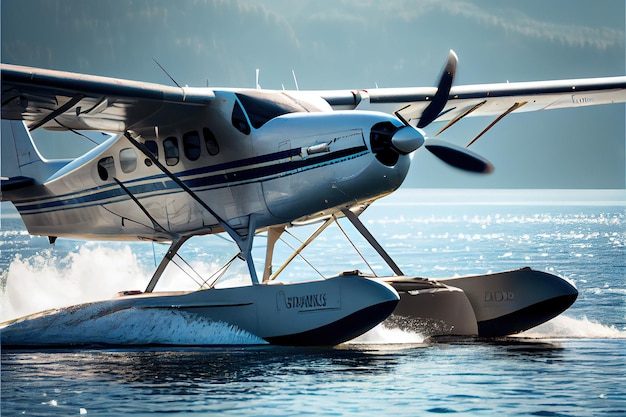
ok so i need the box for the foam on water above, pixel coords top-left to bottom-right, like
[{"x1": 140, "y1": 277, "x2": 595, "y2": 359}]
[
  {"x1": 1, "y1": 245, "x2": 150, "y2": 321},
  {"x1": 1, "y1": 244, "x2": 268, "y2": 345},
  {"x1": 2, "y1": 240, "x2": 623, "y2": 345},
  {"x1": 519, "y1": 315, "x2": 626, "y2": 339},
  {"x1": 351, "y1": 315, "x2": 626, "y2": 345},
  {"x1": 0, "y1": 243, "x2": 249, "y2": 322},
  {"x1": 348, "y1": 324, "x2": 425, "y2": 345},
  {"x1": 2, "y1": 306, "x2": 265, "y2": 346},
  {"x1": 1, "y1": 200, "x2": 624, "y2": 346},
  {"x1": 2, "y1": 194, "x2": 624, "y2": 417}
]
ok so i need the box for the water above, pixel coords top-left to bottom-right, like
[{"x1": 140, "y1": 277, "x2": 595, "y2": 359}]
[
  {"x1": 1, "y1": 189, "x2": 625, "y2": 416},
  {"x1": 2, "y1": 341, "x2": 624, "y2": 416}
]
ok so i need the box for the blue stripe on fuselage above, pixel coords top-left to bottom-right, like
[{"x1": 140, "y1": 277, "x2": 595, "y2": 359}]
[{"x1": 15, "y1": 146, "x2": 369, "y2": 214}]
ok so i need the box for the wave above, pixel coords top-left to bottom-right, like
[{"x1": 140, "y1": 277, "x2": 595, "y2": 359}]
[
  {"x1": 1, "y1": 238, "x2": 623, "y2": 346},
  {"x1": 0, "y1": 243, "x2": 251, "y2": 322},
  {"x1": 1, "y1": 245, "x2": 151, "y2": 321},
  {"x1": 1, "y1": 306, "x2": 265, "y2": 346},
  {"x1": 347, "y1": 315, "x2": 626, "y2": 346}
]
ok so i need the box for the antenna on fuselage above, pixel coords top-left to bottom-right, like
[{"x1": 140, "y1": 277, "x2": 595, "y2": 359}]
[
  {"x1": 153, "y1": 58, "x2": 182, "y2": 88},
  {"x1": 292, "y1": 69, "x2": 299, "y2": 91},
  {"x1": 256, "y1": 68, "x2": 261, "y2": 90}
]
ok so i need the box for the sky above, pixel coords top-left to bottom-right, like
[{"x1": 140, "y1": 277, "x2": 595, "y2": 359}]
[{"x1": 1, "y1": 0, "x2": 624, "y2": 189}]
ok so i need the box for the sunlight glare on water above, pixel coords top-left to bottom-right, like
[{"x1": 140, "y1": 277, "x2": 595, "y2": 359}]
[{"x1": 1, "y1": 190, "x2": 625, "y2": 416}]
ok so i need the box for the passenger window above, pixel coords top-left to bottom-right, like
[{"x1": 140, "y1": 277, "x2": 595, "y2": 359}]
[
  {"x1": 144, "y1": 140, "x2": 158, "y2": 158},
  {"x1": 232, "y1": 101, "x2": 251, "y2": 135},
  {"x1": 163, "y1": 137, "x2": 179, "y2": 166},
  {"x1": 204, "y1": 128, "x2": 220, "y2": 156},
  {"x1": 119, "y1": 148, "x2": 137, "y2": 173},
  {"x1": 97, "y1": 156, "x2": 115, "y2": 181},
  {"x1": 183, "y1": 131, "x2": 201, "y2": 161}
]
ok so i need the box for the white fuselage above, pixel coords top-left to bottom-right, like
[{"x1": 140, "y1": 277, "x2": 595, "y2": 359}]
[{"x1": 7, "y1": 90, "x2": 413, "y2": 241}]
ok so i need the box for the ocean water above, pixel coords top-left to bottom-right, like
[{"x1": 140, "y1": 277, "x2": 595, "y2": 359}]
[{"x1": 1, "y1": 189, "x2": 625, "y2": 416}]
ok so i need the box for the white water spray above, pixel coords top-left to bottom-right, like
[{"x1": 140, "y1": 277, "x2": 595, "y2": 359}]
[{"x1": 519, "y1": 314, "x2": 626, "y2": 339}]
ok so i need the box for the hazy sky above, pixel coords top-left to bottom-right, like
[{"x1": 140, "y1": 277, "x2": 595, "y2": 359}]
[{"x1": 1, "y1": 0, "x2": 624, "y2": 188}]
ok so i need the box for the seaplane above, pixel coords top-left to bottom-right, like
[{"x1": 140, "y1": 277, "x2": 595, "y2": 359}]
[{"x1": 1, "y1": 51, "x2": 624, "y2": 346}]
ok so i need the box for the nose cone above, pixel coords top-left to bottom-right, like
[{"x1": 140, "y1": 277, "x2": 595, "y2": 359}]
[{"x1": 391, "y1": 126, "x2": 425, "y2": 154}]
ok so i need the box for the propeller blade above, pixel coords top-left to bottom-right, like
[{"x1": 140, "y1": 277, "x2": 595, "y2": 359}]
[
  {"x1": 417, "y1": 50, "x2": 458, "y2": 129},
  {"x1": 425, "y1": 139, "x2": 494, "y2": 174}
]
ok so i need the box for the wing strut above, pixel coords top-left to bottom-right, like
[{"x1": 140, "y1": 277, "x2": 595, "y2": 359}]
[
  {"x1": 466, "y1": 101, "x2": 527, "y2": 147},
  {"x1": 124, "y1": 132, "x2": 238, "y2": 237},
  {"x1": 124, "y1": 131, "x2": 260, "y2": 284},
  {"x1": 113, "y1": 177, "x2": 171, "y2": 238},
  {"x1": 435, "y1": 100, "x2": 487, "y2": 136}
]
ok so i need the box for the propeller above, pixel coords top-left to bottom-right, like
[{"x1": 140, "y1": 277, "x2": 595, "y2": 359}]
[
  {"x1": 425, "y1": 139, "x2": 493, "y2": 174},
  {"x1": 395, "y1": 50, "x2": 494, "y2": 174},
  {"x1": 417, "y1": 50, "x2": 458, "y2": 129}
]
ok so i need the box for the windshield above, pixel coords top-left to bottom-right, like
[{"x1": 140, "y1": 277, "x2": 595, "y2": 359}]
[{"x1": 235, "y1": 91, "x2": 317, "y2": 129}]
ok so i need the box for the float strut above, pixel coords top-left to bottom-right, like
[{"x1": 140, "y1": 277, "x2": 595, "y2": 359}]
[
  {"x1": 145, "y1": 236, "x2": 191, "y2": 293},
  {"x1": 341, "y1": 208, "x2": 404, "y2": 276}
]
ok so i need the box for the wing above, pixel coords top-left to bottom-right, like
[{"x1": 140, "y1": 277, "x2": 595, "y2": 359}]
[
  {"x1": 314, "y1": 50, "x2": 625, "y2": 171},
  {"x1": 320, "y1": 76, "x2": 626, "y2": 122},
  {"x1": 1, "y1": 64, "x2": 215, "y2": 132},
  {"x1": 319, "y1": 76, "x2": 626, "y2": 129}
]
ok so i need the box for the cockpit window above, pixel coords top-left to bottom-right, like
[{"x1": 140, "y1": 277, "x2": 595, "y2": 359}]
[
  {"x1": 235, "y1": 91, "x2": 314, "y2": 129},
  {"x1": 232, "y1": 101, "x2": 251, "y2": 135}
]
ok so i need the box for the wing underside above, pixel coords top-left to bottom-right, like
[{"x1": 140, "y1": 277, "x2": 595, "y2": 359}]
[
  {"x1": 1, "y1": 64, "x2": 215, "y2": 133},
  {"x1": 2, "y1": 63, "x2": 625, "y2": 135}
]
